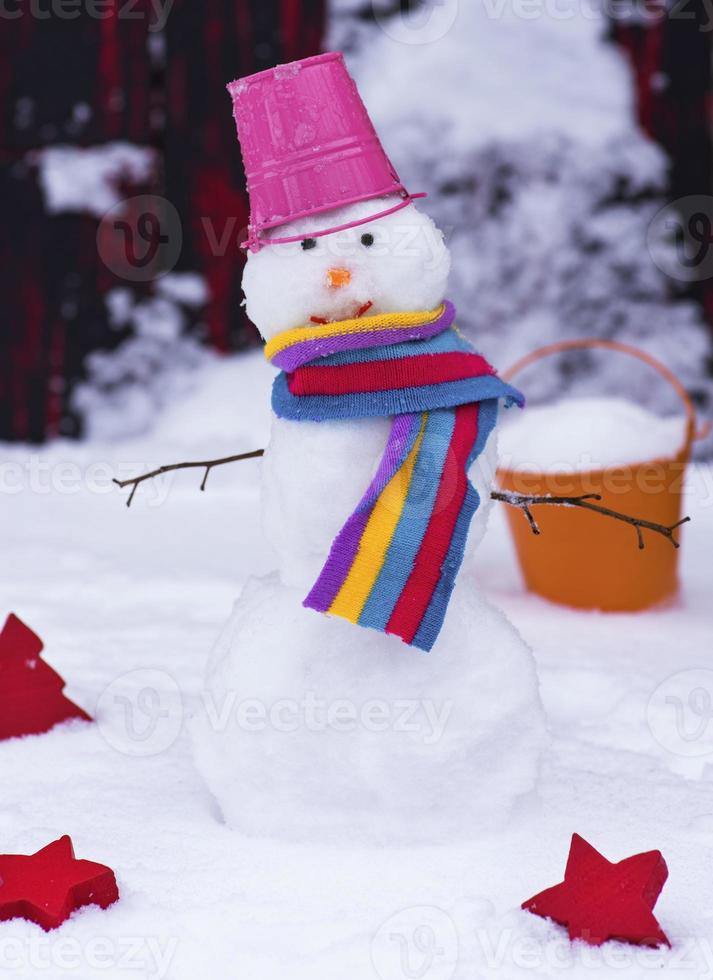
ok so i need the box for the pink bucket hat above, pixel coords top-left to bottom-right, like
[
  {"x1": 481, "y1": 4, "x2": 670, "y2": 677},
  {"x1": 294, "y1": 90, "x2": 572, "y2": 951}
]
[{"x1": 227, "y1": 52, "x2": 426, "y2": 252}]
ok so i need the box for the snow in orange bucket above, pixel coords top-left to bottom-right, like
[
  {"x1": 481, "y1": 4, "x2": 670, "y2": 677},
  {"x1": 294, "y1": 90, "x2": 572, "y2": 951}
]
[{"x1": 496, "y1": 339, "x2": 709, "y2": 612}]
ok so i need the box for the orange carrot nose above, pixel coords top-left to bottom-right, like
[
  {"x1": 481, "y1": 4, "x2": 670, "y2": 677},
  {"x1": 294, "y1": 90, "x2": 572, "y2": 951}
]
[{"x1": 327, "y1": 267, "x2": 351, "y2": 288}]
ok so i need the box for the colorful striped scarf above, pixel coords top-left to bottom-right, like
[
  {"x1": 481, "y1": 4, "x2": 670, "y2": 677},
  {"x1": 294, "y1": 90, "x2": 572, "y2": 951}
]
[{"x1": 265, "y1": 302, "x2": 524, "y2": 652}]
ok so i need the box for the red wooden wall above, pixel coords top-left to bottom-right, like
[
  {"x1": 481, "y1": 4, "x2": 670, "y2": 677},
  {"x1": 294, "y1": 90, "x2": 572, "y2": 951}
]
[
  {"x1": 0, "y1": 1, "x2": 325, "y2": 442},
  {"x1": 610, "y1": 14, "x2": 713, "y2": 328},
  {"x1": 163, "y1": 0, "x2": 325, "y2": 353}
]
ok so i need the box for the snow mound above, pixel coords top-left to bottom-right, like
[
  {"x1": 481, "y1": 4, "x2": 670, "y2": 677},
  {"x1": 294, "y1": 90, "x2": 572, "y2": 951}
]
[
  {"x1": 192, "y1": 570, "x2": 546, "y2": 844},
  {"x1": 499, "y1": 397, "x2": 687, "y2": 473}
]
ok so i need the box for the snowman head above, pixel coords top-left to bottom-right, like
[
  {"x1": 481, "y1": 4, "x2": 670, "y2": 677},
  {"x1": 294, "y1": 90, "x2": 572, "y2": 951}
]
[{"x1": 242, "y1": 195, "x2": 451, "y2": 341}]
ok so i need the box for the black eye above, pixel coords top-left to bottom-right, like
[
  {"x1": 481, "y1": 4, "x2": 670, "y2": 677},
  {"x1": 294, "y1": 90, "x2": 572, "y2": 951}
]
[
  {"x1": 361, "y1": 233, "x2": 375, "y2": 247},
  {"x1": 301, "y1": 238, "x2": 317, "y2": 251}
]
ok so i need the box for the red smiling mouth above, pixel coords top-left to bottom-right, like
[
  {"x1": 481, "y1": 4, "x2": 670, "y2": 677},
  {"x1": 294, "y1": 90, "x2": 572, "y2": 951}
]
[
  {"x1": 355, "y1": 300, "x2": 373, "y2": 318},
  {"x1": 310, "y1": 300, "x2": 373, "y2": 326}
]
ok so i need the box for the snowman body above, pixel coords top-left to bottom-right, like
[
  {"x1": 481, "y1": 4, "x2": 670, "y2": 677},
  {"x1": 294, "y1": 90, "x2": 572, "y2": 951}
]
[{"x1": 192, "y1": 199, "x2": 546, "y2": 843}]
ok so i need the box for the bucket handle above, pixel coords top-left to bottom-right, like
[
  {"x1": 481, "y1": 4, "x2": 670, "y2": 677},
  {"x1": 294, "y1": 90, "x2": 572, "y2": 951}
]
[{"x1": 502, "y1": 338, "x2": 711, "y2": 445}]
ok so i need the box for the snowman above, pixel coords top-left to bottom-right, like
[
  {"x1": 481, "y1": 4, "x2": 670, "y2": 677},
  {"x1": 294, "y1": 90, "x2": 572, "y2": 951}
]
[{"x1": 192, "y1": 53, "x2": 546, "y2": 843}]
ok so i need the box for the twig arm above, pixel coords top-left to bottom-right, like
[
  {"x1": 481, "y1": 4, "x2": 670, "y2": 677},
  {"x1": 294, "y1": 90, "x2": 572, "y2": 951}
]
[
  {"x1": 111, "y1": 454, "x2": 691, "y2": 550},
  {"x1": 112, "y1": 450, "x2": 265, "y2": 507},
  {"x1": 492, "y1": 490, "x2": 690, "y2": 550}
]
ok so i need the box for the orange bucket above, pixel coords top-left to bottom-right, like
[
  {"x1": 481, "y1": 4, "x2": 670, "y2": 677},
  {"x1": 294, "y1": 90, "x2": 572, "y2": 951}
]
[{"x1": 496, "y1": 339, "x2": 707, "y2": 612}]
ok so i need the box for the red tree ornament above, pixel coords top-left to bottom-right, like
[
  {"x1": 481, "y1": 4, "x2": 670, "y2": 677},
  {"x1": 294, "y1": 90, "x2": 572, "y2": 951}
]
[
  {"x1": 522, "y1": 834, "x2": 670, "y2": 948},
  {"x1": 0, "y1": 836, "x2": 119, "y2": 930},
  {"x1": 0, "y1": 613, "x2": 91, "y2": 740}
]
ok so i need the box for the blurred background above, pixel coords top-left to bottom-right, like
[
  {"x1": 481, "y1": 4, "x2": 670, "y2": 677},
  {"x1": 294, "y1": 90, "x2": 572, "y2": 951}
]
[{"x1": 2, "y1": 0, "x2": 713, "y2": 449}]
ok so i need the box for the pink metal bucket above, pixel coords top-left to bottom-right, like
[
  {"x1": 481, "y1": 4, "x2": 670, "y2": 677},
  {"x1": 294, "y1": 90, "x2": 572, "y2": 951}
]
[{"x1": 227, "y1": 52, "x2": 425, "y2": 251}]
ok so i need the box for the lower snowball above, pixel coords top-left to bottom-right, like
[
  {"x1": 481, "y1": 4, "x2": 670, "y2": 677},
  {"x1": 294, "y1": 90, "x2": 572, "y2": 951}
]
[{"x1": 191, "y1": 571, "x2": 546, "y2": 844}]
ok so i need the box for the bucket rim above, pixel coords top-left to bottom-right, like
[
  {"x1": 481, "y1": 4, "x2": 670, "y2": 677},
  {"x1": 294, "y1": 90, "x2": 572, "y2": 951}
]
[
  {"x1": 502, "y1": 338, "x2": 708, "y2": 449},
  {"x1": 227, "y1": 53, "x2": 344, "y2": 95},
  {"x1": 241, "y1": 192, "x2": 428, "y2": 251}
]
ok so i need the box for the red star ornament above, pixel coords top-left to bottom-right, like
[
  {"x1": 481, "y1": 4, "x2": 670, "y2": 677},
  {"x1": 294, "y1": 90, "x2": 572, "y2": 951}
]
[
  {"x1": 0, "y1": 836, "x2": 119, "y2": 930},
  {"x1": 0, "y1": 613, "x2": 91, "y2": 740},
  {"x1": 522, "y1": 833, "x2": 669, "y2": 948}
]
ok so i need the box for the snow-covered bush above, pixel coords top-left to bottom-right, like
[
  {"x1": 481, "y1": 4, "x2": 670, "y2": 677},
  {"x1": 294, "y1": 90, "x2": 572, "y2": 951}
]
[
  {"x1": 33, "y1": 141, "x2": 214, "y2": 442},
  {"x1": 71, "y1": 276, "x2": 212, "y2": 441},
  {"x1": 330, "y1": 0, "x2": 713, "y2": 450}
]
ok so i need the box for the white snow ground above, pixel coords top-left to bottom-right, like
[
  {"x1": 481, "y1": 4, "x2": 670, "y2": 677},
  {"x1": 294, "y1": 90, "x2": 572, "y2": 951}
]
[{"x1": 1, "y1": 351, "x2": 713, "y2": 979}]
